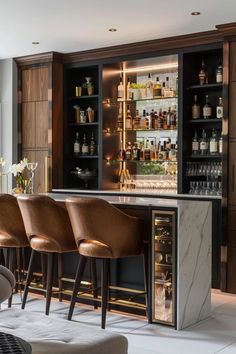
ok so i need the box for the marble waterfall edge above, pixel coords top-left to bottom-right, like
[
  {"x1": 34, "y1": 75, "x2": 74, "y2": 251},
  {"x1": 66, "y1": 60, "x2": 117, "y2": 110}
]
[{"x1": 177, "y1": 201, "x2": 212, "y2": 330}]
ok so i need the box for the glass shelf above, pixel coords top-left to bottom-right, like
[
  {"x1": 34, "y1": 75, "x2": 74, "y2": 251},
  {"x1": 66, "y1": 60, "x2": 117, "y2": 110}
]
[
  {"x1": 116, "y1": 96, "x2": 177, "y2": 103},
  {"x1": 110, "y1": 159, "x2": 177, "y2": 163},
  {"x1": 69, "y1": 94, "x2": 99, "y2": 100},
  {"x1": 189, "y1": 155, "x2": 222, "y2": 159},
  {"x1": 70, "y1": 155, "x2": 99, "y2": 159},
  {"x1": 69, "y1": 122, "x2": 99, "y2": 126},
  {"x1": 187, "y1": 83, "x2": 223, "y2": 90}
]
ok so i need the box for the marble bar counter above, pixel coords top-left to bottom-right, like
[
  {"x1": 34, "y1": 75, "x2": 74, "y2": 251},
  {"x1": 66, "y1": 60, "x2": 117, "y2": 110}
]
[{"x1": 47, "y1": 192, "x2": 212, "y2": 330}]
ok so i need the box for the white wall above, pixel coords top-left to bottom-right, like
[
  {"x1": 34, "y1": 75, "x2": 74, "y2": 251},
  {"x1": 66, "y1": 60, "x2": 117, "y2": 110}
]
[{"x1": 0, "y1": 58, "x2": 18, "y2": 192}]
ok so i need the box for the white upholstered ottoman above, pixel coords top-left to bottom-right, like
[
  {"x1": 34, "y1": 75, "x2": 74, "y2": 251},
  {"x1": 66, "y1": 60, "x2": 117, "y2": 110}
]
[{"x1": 0, "y1": 308, "x2": 128, "y2": 354}]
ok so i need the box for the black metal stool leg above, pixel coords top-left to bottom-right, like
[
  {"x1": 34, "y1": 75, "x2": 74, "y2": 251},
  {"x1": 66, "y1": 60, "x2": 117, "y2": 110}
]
[
  {"x1": 58, "y1": 253, "x2": 63, "y2": 302},
  {"x1": 45, "y1": 253, "x2": 55, "y2": 316},
  {"x1": 16, "y1": 248, "x2": 22, "y2": 298},
  {"x1": 91, "y1": 258, "x2": 98, "y2": 309},
  {"x1": 8, "y1": 248, "x2": 15, "y2": 308},
  {"x1": 0, "y1": 248, "x2": 5, "y2": 266},
  {"x1": 41, "y1": 253, "x2": 47, "y2": 297},
  {"x1": 101, "y1": 258, "x2": 109, "y2": 329},
  {"x1": 21, "y1": 249, "x2": 35, "y2": 309},
  {"x1": 68, "y1": 255, "x2": 87, "y2": 321}
]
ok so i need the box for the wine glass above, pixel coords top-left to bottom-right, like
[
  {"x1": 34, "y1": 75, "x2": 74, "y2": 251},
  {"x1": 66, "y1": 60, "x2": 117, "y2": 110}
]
[{"x1": 26, "y1": 162, "x2": 38, "y2": 193}]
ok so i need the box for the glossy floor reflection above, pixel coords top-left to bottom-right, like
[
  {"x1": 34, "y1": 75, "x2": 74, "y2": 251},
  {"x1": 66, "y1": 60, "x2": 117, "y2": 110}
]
[{"x1": 2, "y1": 289, "x2": 236, "y2": 354}]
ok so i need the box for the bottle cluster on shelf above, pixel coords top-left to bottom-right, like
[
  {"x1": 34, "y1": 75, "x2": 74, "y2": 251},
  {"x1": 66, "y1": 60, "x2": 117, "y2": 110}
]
[
  {"x1": 198, "y1": 59, "x2": 223, "y2": 85},
  {"x1": 119, "y1": 105, "x2": 178, "y2": 131},
  {"x1": 73, "y1": 132, "x2": 97, "y2": 156},
  {"x1": 118, "y1": 73, "x2": 177, "y2": 102},
  {"x1": 192, "y1": 128, "x2": 222, "y2": 156},
  {"x1": 189, "y1": 181, "x2": 222, "y2": 196},
  {"x1": 192, "y1": 95, "x2": 223, "y2": 120},
  {"x1": 118, "y1": 138, "x2": 177, "y2": 162}
]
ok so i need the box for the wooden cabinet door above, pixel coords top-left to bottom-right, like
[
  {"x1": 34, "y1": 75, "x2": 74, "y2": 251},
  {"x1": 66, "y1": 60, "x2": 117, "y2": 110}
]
[
  {"x1": 22, "y1": 67, "x2": 48, "y2": 102},
  {"x1": 22, "y1": 102, "x2": 36, "y2": 148},
  {"x1": 228, "y1": 141, "x2": 236, "y2": 205},
  {"x1": 35, "y1": 101, "x2": 49, "y2": 148}
]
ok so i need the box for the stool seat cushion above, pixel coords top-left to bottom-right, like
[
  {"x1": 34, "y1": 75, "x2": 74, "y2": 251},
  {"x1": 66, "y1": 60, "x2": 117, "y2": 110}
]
[{"x1": 0, "y1": 308, "x2": 128, "y2": 354}]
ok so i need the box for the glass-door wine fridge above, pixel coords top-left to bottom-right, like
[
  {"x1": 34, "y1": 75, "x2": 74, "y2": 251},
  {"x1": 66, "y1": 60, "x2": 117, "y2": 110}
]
[{"x1": 152, "y1": 210, "x2": 176, "y2": 326}]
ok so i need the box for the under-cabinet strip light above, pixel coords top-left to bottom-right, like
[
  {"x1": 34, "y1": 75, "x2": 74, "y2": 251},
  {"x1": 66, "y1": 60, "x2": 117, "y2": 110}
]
[{"x1": 124, "y1": 63, "x2": 178, "y2": 73}]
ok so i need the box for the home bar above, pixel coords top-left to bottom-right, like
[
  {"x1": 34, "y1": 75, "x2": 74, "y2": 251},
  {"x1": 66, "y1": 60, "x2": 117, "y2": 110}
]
[{"x1": 1, "y1": 15, "x2": 236, "y2": 353}]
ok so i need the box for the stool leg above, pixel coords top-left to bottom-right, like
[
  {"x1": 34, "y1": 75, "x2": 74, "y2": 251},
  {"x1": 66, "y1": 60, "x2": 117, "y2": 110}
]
[
  {"x1": 8, "y1": 248, "x2": 15, "y2": 308},
  {"x1": 58, "y1": 253, "x2": 63, "y2": 302},
  {"x1": 91, "y1": 258, "x2": 98, "y2": 309},
  {"x1": 22, "y1": 249, "x2": 35, "y2": 309},
  {"x1": 0, "y1": 248, "x2": 5, "y2": 266},
  {"x1": 16, "y1": 248, "x2": 22, "y2": 298},
  {"x1": 45, "y1": 253, "x2": 55, "y2": 316},
  {"x1": 68, "y1": 255, "x2": 87, "y2": 321},
  {"x1": 101, "y1": 258, "x2": 109, "y2": 329},
  {"x1": 41, "y1": 253, "x2": 47, "y2": 297}
]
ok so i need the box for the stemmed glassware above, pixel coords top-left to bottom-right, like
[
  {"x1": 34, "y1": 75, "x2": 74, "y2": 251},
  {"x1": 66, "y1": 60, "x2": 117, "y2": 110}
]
[{"x1": 26, "y1": 162, "x2": 38, "y2": 194}]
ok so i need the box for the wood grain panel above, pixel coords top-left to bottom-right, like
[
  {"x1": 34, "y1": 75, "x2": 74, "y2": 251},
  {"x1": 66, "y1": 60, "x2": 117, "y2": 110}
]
[
  {"x1": 228, "y1": 141, "x2": 236, "y2": 205},
  {"x1": 229, "y1": 82, "x2": 236, "y2": 138},
  {"x1": 230, "y1": 42, "x2": 236, "y2": 82},
  {"x1": 22, "y1": 67, "x2": 48, "y2": 102},
  {"x1": 35, "y1": 101, "x2": 49, "y2": 148},
  {"x1": 227, "y1": 247, "x2": 236, "y2": 293},
  {"x1": 22, "y1": 102, "x2": 36, "y2": 148},
  {"x1": 34, "y1": 150, "x2": 48, "y2": 193}
]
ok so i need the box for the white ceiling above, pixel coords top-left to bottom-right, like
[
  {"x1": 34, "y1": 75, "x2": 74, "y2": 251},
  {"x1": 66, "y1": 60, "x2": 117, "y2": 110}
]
[{"x1": 0, "y1": 0, "x2": 236, "y2": 59}]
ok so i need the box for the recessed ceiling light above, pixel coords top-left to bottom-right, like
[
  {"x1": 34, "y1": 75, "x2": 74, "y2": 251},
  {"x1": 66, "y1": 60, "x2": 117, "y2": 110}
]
[
  {"x1": 32, "y1": 41, "x2": 40, "y2": 45},
  {"x1": 191, "y1": 11, "x2": 201, "y2": 15},
  {"x1": 108, "y1": 28, "x2": 117, "y2": 32}
]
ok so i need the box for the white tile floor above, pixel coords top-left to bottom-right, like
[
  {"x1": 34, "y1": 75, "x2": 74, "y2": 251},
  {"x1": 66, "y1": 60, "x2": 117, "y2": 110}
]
[{"x1": 3, "y1": 289, "x2": 236, "y2": 354}]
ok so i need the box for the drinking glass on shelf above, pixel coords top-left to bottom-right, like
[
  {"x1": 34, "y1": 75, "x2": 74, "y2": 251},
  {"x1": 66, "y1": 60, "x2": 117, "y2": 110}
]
[{"x1": 26, "y1": 162, "x2": 38, "y2": 194}]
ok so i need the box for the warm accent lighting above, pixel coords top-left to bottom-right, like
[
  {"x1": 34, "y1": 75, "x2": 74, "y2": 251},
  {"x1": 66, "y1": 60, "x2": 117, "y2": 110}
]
[
  {"x1": 124, "y1": 63, "x2": 178, "y2": 73},
  {"x1": 109, "y1": 28, "x2": 117, "y2": 32},
  {"x1": 191, "y1": 11, "x2": 201, "y2": 16}
]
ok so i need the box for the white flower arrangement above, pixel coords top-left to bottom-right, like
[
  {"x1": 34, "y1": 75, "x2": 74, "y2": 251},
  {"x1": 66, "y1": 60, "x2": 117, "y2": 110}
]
[{"x1": 9, "y1": 158, "x2": 28, "y2": 177}]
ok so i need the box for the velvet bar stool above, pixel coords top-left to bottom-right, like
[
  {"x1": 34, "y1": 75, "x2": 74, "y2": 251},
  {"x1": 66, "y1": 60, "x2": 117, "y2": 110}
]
[
  {"x1": 17, "y1": 195, "x2": 78, "y2": 315},
  {"x1": 0, "y1": 194, "x2": 29, "y2": 307},
  {"x1": 66, "y1": 196, "x2": 147, "y2": 329}
]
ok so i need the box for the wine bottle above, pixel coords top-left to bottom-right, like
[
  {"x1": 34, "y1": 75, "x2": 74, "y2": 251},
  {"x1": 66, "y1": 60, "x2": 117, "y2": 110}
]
[
  {"x1": 216, "y1": 97, "x2": 223, "y2": 119},
  {"x1": 203, "y1": 95, "x2": 212, "y2": 119},
  {"x1": 125, "y1": 105, "x2": 132, "y2": 129},
  {"x1": 73, "y1": 132, "x2": 80, "y2": 155},
  {"x1": 81, "y1": 134, "x2": 89, "y2": 155},
  {"x1": 192, "y1": 95, "x2": 200, "y2": 119},
  {"x1": 199, "y1": 60, "x2": 208, "y2": 85},
  {"x1": 199, "y1": 129, "x2": 208, "y2": 155},
  {"x1": 89, "y1": 132, "x2": 96, "y2": 155},
  {"x1": 146, "y1": 73, "x2": 154, "y2": 98},
  {"x1": 153, "y1": 77, "x2": 162, "y2": 98},
  {"x1": 192, "y1": 130, "x2": 199, "y2": 155},
  {"x1": 216, "y1": 60, "x2": 223, "y2": 83},
  {"x1": 209, "y1": 128, "x2": 218, "y2": 155},
  {"x1": 117, "y1": 76, "x2": 124, "y2": 101}
]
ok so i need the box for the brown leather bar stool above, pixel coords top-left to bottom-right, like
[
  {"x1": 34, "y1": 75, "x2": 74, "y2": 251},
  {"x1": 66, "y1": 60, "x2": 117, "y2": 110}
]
[
  {"x1": 17, "y1": 195, "x2": 78, "y2": 315},
  {"x1": 66, "y1": 196, "x2": 147, "y2": 329},
  {"x1": 0, "y1": 194, "x2": 29, "y2": 307}
]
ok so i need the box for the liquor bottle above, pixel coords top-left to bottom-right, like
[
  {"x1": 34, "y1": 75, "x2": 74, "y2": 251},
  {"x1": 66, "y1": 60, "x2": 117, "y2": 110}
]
[
  {"x1": 192, "y1": 95, "x2": 200, "y2": 119},
  {"x1": 125, "y1": 105, "x2": 132, "y2": 129},
  {"x1": 81, "y1": 133, "x2": 89, "y2": 155},
  {"x1": 162, "y1": 110, "x2": 167, "y2": 129},
  {"x1": 132, "y1": 142, "x2": 140, "y2": 160},
  {"x1": 192, "y1": 130, "x2": 199, "y2": 155},
  {"x1": 153, "y1": 77, "x2": 162, "y2": 98},
  {"x1": 139, "y1": 142, "x2": 145, "y2": 160},
  {"x1": 117, "y1": 76, "x2": 124, "y2": 101},
  {"x1": 169, "y1": 143, "x2": 176, "y2": 161},
  {"x1": 161, "y1": 82, "x2": 166, "y2": 97},
  {"x1": 73, "y1": 132, "x2": 80, "y2": 155},
  {"x1": 170, "y1": 108, "x2": 176, "y2": 129},
  {"x1": 209, "y1": 128, "x2": 218, "y2": 155},
  {"x1": 158, "y1": 144, "x2": 165, "y2": 161},
  {"x1": 203, "y1": 95, "x2": 212, "y2": 119},
  {"x1": 216, "y1": 97, "x2": 223, "y2": 119},
  {"x1": 89, "y1": 132, "x2": 96, "y2": 155},
  {"x1": 219, "y1": 131, "x2": 223, "y2": 154},
  {"x1": 157, "y1": 109, "x2": 163, "y2": 129},
  {"x1": 125, "y1": 142, "x2": 132, "y2": 160},
  {"x1": 199, "y1": 129, "x2": 208, "y2": 155},
  {"x1": 166, "y1": 107, "x2": 171, "y2": 129},
  {"x1": 146, "y1": 112, "x2": 151, "y2": 129},
  {"x1": 127, "y1": 77, "x2": 133, "y2": 100},
  {"x1": 133, "y1": 110, "x2": 141, "y2": 130},
  {"x1": 165, "y1": 76, "x2": 171, "y2": 96},
  {"x1": 153, "y1": 111, "x2": 159, "y2": 129},
  {"x1": 146, "y1": 73, "x2": 154, "y2": 98},
  {"x1": 144, "y1": 140, "x2": 151, "y2": 160},
  {"x1": 199, "y1": 60, "x2": 208, "y2": 85},
  {"x1": 150, "y1": 109, "x2": 155, "y2": 129},
  {"x1": 140, "y1": 110, "x2": 147, "y2": 129},
  {"x1": 150, "y1": 141, "x2": 157, "y2": 161},
  {"x1": 117, "y1": 103, "x2": 123, "y2": 131},
  {"x1": 216, "y1": 60, "x2": 223, "y2": 83}
]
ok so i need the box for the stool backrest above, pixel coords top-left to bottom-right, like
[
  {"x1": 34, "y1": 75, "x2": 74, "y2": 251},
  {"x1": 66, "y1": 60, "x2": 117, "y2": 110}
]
[
  {"x1": 17, "y1": 195, "x2": 76, "y2": 252},
  {"x1": 0, "y1": 194, "x2": 28, "y2": 246},
  {"x1": 66, "y1": 196, "x2": 143, "y2": 258}
]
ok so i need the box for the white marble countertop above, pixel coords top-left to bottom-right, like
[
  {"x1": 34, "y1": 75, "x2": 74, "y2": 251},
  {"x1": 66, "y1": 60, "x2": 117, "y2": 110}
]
[
  {"x1": 52, "y1": 188, "x2": 221, "y2": 200},
  {"x1": 47, "y1": 192, "x2": 212, "y2": 208}
]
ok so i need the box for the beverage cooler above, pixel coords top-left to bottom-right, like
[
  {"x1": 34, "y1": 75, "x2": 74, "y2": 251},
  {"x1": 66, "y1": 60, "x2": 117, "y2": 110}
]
[{"x1": 151, "y1": 209, "x2": 176, "y2": 326}]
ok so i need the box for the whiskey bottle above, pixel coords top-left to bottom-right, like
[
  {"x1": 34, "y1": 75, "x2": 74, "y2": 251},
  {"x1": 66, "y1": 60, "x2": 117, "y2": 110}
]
[
  {"x1": 199, "y1": 129, "x2": 208, "y2": 155},
  {"x1": 157, "y1": 109, "x2": 163, "y2": 129},
  {"x1": 192, "y1": 130, "x2": 199, "y2": 155},
  {"x1": 73, "y1": 132, "x2": 80, "y2": 155},
  {"x1": 127, "y1": 77, "x2": 133, "y2": 100},
  {"x1": 145, "y1": 112, "x2": 151, "y2": 129},
  {"x1": 153, "y1": 77, "x2": 162, "y2": 98},
  {"x1": 117, "y1": 76, "x2": 124, "y2": 101},
  {"x1": 146, "y1": 73, "x2": 154, "y2": 98},
  {"x1": 89, "y1": 132, "x2": 96, "y2": 155},
  {"x1": 203, "y1": 95, "x2": 212, "y2": 119},
  {"x1": 125, "y1": 142, "x2": 132, "y2": 160},
  {"x1": 199, "y1": 60, "x2": 208, "y2": 85},
  {"x1": 192, "y1": 95, "x2": 200, "y2": 119},
  {"x1": 133, "y1": 110, "x2": 141, "y2": 130},
  {"x1": 150, "y1": 109, "x2": 155, "y2": 129},
  {"x1": 144, "y1": 140, "x2": 151, "y2": 160},
  {"x1": 162, "y1": 110, "x2": 167, "y2": 129},
  {"x1": 216, "y1": 97, "x2": 223, "y2": 119},
  {"x1": 140, "y1": 110, "x2": 147, "y2": 129},
  {"x1": 216, "y1": 60, "x2": 223, "y2": 83},
  {"x1": 209, "y1": 128, "x2": 218, "y2": 155},
  {"x1": 166, "y1": 107, "x2": 171, "y2": 129},
  {"x1": 150, "y1": 141, "x2": 157, "y2": 161},
  {"x1": 81, "y1": 133, "x2": 89, "y2": 155},
  {"x1": 139, "y1": 142, "x2": 145, "y2": 161},
  {"x1": 125, "y1": 105, "x2": 132, "y2": 129},
  {"x1": 117, "y1": 103, "x2": 123, "y2": 131},
  {"x1": 170, "y1": 108, "x2": 176, "y2": 129},
  {"x1": 132, "y1": 142, "x2": 140, "y2": 160}
]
